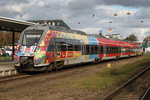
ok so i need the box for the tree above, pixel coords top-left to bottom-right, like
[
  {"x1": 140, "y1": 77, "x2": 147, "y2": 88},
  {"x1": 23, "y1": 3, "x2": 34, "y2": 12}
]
[
  {"x1": 124, "y1": 34, "x2": 137, "y2": 42},
  {"x1": 143, "y1": 36, "x2": 150, "y2": 48},
  {"x1": 143, "y1": 36, "x2": 150, "y2": 42},
  {"x1": 0, "y1": 31, "x2": 20, "y2": 48}
]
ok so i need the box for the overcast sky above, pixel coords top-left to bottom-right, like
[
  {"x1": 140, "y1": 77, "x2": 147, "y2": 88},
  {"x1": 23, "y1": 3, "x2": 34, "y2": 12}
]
[{"x1": 0, "y1": 0, "x2": 150, "y2": 41}]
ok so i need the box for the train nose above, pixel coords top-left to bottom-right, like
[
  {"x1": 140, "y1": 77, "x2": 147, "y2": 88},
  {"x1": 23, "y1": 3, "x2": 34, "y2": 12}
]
[
  {"x1": 28, "y1": 58, "x2": 33, "y2": 65},
  {"x1": 20, "y1": 56, "x2": 34, "y2": 65},
  {"x1": 20, "y1": 59, "x2": 28, "y2": 64}
]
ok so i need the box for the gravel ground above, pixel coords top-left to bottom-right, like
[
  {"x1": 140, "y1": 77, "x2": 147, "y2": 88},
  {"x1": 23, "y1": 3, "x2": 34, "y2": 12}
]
[{"x1": 0, "y1": 56, "x2": 149, "y2": 100}]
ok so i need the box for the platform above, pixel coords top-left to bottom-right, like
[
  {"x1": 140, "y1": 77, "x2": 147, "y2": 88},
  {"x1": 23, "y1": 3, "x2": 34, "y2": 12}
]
[{"x1": 0, "y1": 61, "x2": 15, "y2": 71}]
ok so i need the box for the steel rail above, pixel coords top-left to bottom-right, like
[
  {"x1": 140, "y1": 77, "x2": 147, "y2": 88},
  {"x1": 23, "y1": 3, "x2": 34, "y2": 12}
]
[
  {"x1": 0, "y1": 74, "x2": 31, "y2": 83},
  {"x1": 141, "y1": 85, "x2": 150, "y2": 100}
]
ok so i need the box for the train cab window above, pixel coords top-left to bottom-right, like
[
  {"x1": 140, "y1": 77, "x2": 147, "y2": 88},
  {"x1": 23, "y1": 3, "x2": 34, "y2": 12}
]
[{"x1": 22, "y1": 30, "x2": 43, "y2": 46}]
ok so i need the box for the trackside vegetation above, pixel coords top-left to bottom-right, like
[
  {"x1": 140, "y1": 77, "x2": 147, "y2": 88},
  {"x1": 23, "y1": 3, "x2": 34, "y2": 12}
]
[
  {"x1": 60, "y1": 55, "x2": 150, "y2": 90},
  {"x1": 0, "y1": 56, "x2": 12, "y2": 61}
]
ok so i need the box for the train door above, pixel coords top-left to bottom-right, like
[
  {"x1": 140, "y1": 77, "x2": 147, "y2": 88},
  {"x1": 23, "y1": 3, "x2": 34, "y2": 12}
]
[
  {"x1": 53, "y1": 38, "x2": 58, "y2": 61},
  {"x1": 53, "y1": 37, "x2": 66, "y2": 69},
  {"x1": 53, "y1": 37, "x2": 62, "y2": 60},
  {"x1": 103, "y1": 43, "x2": 106, "y2": 58},
  {"x1": 47, "y1": 38, "x2": 57, "y2": 62},
  {"x1": 81, "y1": 41, "x2": 85, "y2": 55},
  {"x1": 81, "y1": 41, "x2": 85, "y2": 63}
]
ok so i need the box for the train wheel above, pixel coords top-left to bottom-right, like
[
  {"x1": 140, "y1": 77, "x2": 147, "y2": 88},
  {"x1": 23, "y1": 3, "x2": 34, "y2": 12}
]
[
  {"x1": 16, "y1": 69, "x2": 23, "y2": 73},
  {"x1": 45, "y1": 64, "x2": 54, "y2": 72},
  {"x1": 94, "y1": 58, "x2": 99, "y2": 64},
  {"x1": 15, "y1": 66, "x2": 23, "y2": 73},
  {"x1": 116, "y1": 56, "x2": 120, "y2": 60},
  {"x1": 98, "y1": 58, "x2": 102, "y2": 63}
]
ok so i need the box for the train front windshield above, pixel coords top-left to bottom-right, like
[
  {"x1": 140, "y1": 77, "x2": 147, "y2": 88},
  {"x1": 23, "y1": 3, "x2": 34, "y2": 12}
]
[{"x1": 22, "y1": 30, "x2": 43, "y2": 46}]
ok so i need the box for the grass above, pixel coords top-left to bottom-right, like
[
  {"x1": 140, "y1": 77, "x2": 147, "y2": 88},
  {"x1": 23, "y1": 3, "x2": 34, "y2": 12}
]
[
  {"x1": 0, "y1": 56, "x2": 12, "y2": 61},
  {"x1": 60, "y1": 55, "x2": 150, "y2": 90}
]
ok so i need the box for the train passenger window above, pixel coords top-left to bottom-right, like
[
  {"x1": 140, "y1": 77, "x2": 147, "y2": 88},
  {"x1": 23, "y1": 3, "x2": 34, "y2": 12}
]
[
  {"x1": 67, "y1": 39, "x2": 73, "y2": 51},
  {"x1": 85, "y1": 45, "x2": 90, "y2": 54},
  {"x1": 113, "y1": 47, "x2": 115, "y2": 53},
  {"x1": 106, "y1": 46, "x2": 110, "y2": 54},
  {"x1": 55, "y1": 38, "x2": 67, "y2": 51},
  {"x1": 55, "y1": 38, "x2": 61, "y2": 51},
  {"x1": 91, "y1": 45, "x2": 97, "y2": 54},
  {"x1": 106, "y1": 46, "x2": 108, "y2": 53},
  {"x1": 60, "y1": 41, "x2": 67, "y2": 51},
  {"x1": 109, "y1": 46, "x2": 111, "y2": 53},
  {"x1": 111, "y1": 47, "x2": 113, "y2": 53},
  {"x1": 91, "y1": 45, "x2": 94, "y2": 54},
  {"x1": 99, "y1": 45, "x2": 103, "y2": 54},
  {"x1": 117, "y1": 47, "x2": 120, "y2": 53},
  {"x1": 68, "y1": 43, "x2": 73, "y2": 51},
  {"x1": 95, "y1": 45, "x2": 98, "y2": 54},
  {"x1": 74, "y1": 40, "x2": 81, "y2": 51},
  {"x1": 119, "y1": 47, "x2": 121, "y2": 53},
  {"x1": 60, "y1": 38, "x2": 67, "y2": 51},
  {"x1": 47, "y1": 38, "x2": 55, "y2": 51},
  {"x1": 114, "y1": 47, "x2": 117, "y2": 53},
  {"x1": 110, "y1": 47, "x2": 112, "y2": 53}
]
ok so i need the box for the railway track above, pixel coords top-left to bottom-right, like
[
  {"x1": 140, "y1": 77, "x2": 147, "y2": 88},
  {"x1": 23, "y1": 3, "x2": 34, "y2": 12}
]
[
  {"x1": 0, "y1": 74, "x2": 31, "y2": 83},
  {"x1": 0, "y1": 58, "x2": 114, "y2": 82},
  {"x1": 0, "y1": 63, "x2": 89, "y2": 83},
  {"x1": 104, "y1": 66, "x2": 150, "y2": 100}
]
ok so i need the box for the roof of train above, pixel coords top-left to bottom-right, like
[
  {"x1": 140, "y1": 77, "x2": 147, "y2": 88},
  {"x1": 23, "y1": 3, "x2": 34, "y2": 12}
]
[
  {"x1": 29, "y1": 24, "x2": 140, "y2": 48},
  {"x1": 98, "y1": 37, "x2": 139, "y2": 47}
]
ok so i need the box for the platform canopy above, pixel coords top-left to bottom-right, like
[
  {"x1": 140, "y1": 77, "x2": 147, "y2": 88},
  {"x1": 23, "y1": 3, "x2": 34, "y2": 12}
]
[{"x1": 0, "y1": 16, "x2": 34, "y2": 32}]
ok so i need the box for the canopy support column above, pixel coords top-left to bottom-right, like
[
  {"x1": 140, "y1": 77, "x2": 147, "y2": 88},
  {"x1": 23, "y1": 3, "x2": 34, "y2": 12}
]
[{"x1": 12, "y1": 30, "x2": 15, "y2": 60}]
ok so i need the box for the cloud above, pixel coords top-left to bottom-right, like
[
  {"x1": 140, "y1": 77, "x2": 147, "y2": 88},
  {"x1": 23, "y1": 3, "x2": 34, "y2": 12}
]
[
  {"x1": 0, "y1": 0, "x2": 150, "y2": 41},
  {"x1": 95, "y1": 0, "x2": 150, "y2": 7}
]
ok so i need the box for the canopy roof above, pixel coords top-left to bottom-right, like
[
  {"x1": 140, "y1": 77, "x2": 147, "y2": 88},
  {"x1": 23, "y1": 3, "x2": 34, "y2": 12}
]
[{"x1": 0, "y1": 16, "x2": 34, "y2": 32}]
